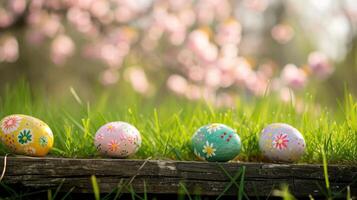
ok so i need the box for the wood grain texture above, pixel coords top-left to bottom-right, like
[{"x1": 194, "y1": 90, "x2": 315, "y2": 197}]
[{"x1": 0, "y1": 156, "x2": 356, "y2": 197}]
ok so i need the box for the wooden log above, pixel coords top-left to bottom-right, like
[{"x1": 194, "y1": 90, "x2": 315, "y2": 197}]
[{"x1": 0, "y1": 156, "x2": 356, "y2": 197}]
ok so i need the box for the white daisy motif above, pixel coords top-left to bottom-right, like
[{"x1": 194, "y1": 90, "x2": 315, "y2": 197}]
[
  {"x1": 206, "y1": 123, "x2": 222, "y2": 134},
  {"x1": 1, "y1": 115, "x2": 22, "y2": 134},
  {"x1": 202, "y1": 141, "x2": 217, "y2": 158},
  {"x1": 193, "y1": 148, "x2": 206, "y2": 161}
]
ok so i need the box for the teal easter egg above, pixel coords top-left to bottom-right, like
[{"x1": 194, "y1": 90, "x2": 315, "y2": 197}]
[{"x1": 191, "y1": 123, "x2": 241, "y2": 162}]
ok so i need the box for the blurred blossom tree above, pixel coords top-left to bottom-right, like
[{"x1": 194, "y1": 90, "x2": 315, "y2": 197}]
[{"x1": 0, "y1": 0, "x2": 356, "y2": 106}]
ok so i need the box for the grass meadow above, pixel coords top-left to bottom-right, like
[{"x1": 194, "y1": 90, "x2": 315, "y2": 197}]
[{"x1": 1, "y1": 81, "x2": 356, "y2": 165}]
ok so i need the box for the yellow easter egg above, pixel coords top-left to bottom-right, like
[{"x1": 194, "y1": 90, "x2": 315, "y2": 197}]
[{"x1": 0, "y1": 114, "x2": 54, "y2": 156}]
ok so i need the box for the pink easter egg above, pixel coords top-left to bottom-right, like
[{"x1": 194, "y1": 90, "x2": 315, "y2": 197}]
[{"x1": 94, "y1": 122, "x2": 142, "y2": 157}]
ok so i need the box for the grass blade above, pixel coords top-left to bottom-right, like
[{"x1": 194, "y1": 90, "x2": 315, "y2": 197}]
[
  {"x1": 238, "y1": 166, "x2": 246, "y2": 200},
  {"x1": 321, "y1": 146, "x2": 332, "y2": 198},
  {"x1": 60, "y1": 187, "x2": 75, "y2": 200},
  {"x1": 179, "y1": 182, "x2": 193, "y2": 200},
  {"x1": 91, "y1": 175, "x2": 100, "y2": 200}
]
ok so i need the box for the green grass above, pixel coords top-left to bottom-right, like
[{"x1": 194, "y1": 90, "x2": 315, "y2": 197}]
[{"x1": 0, "y1": 80, "x2": 356, "y2": 164}]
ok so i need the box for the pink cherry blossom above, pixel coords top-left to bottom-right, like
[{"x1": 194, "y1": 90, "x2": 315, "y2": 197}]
[
  {"x1": 125, "y1": 67, "x2": 151, "y2": 95},
  {"x1": 42, "y1": 14, "x2": 62, "y2": 37},
  {"x1": 205, "y1": 68, "x2": 222, "y2": 88},
  {"x1": 281, "y1": 64, "x2": 307, "y2": 90},
  {"x1": 271, "y1": 24, "x2": 294, "y2": 44},
  {"x1": 100, "y1": 44, "x2": 123, "y2": 67},
  {"x1": 90, "y1": 0, "x2": 110, "y2": 19},
  {"x1": 0, "y1": 9, "x2": 14, "y2": 28},
  {"x1": 187, "y1": 30, "x2": 210, "y2": 53},
  {"x1": 0, "y1": 36, "x2": 19, "y2": 63},
  {"x1": 100, "y1": 69, "x2": 119, "y2": 85},
  {"x1": 8, "y1": 0, "x2": 26, "y2": 15},
  {"x1": 246, "y1": 73, "x2": 269, "y2": 96},
  {"x1": 243, "y1": 0, "x2": 269, "y2": 12},
  {"x1": 308, "y1": 51, "x2": 334, "y2": 79},
  {"x1": 215, "y1": 19, "x2": 242, "y2": 46},
  {"x1": 67, "y1": 7, "x2": 92, "y2": 33},
  {"x1": 0, "y1": 0, "x2": 348, "y2": 104},
  {"x1": 167, "y1": 75, "x2": 188, "y2": 95},
  {"x1": 185, "y1": 84, "x2": 202, "y2": 100},
  {"x1": 279, "y1": 87, "x2": 295, "y2": 103},
  {"x1": 221, "y1": 44, "x2": 239, "y2": 58},
  {"x1": 50, "y1": 34, "x2": 75, "y2": 65},
  {"x1": 234, "y1": 57, "x2": 253, "y2": 85}
]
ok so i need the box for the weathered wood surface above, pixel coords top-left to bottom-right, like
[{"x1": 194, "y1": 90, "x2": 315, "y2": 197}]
[{"x1": 0, "y1": 156, "x2": 356, "y2": 197}]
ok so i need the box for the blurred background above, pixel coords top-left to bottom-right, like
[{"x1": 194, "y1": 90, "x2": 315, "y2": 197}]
[{"x1": 0, "y1": 0, "x2": 357, "y2": 107}]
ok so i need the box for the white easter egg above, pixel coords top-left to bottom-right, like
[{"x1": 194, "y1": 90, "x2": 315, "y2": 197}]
[{"x1": 259, "y1": 123, "x2": 305, "y2": 162}]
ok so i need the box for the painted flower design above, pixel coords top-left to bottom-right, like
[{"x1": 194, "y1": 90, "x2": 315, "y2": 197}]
[
  {"x1": 118, "y1": 131, "x2": 127, "y2": 141},
  {"x1": 202, "y1": 141, "x2": 216, "y2": 158},
  {"x1": 1, "y1": 115, "x2": 22, "y2": 134},
  {"x1": 39, "y1": 136, "x2": 48, "y2": 147},
  {"x1": 194, "y1": 148, "x2": 205, "y2": 160},
  {"x1": 272, "y1": 133, "x2": 289, "y2": 150},
  {"x1": 96, "y1": 132, "x2": 104, "y2": 141},
  {"x1": 24, "y1": 146, "x2": 36, "y2": 155},
  {"x1": 106, "y1": 124, "x2": 116, "y2": 132},
  {"x1": 206, "y1": 123, "x2": 222, "y2": 134},
  {"x1": 18, "y1": 129, "x2": 32, "y2": 145},
  {"x1": 108, "y1": 139, "x2": 119, "y2": 152},
  {"x1": 126, "y1": 136, "x2": 134, "y2": 144}
]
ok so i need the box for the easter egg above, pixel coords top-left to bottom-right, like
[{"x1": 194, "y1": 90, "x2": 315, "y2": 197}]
[
  {"x1": 94, "y1": 122, "x2": 142, "y2": 157},
  {"x1": 0, "y1": 114, "x2": 54, "y2": 156},
  {"x1": 191, "y1": 123, "x2": 241, "y2": 162},
  {"x1": 259, "y1": 123, "x2": 306, "y2": 162}
]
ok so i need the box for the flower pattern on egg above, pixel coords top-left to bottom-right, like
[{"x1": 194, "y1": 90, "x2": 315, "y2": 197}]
[
  {"x1": 1, "y1": 115, "x2": 22, "y2": 134},
  {"x1": 206, "y1": 123, "x2": 222, "y2": 134},
  {"x1": 18, "y1": 129, "x2": 33, "y2": 145},
  {"x1": 96, "y1": 132, "x2": 104, "y2": 141},
  {"x1": 39, "y1": 136, "x2": 48, "y2": 147},
  {"x1": 259, "y1": 123, "x2": 306, "y2": 162},
  {"x1": 202, "y1": 141, "x2": 216, "y2": 158},
  {"x1": 193, "y1": 148, "x2": 205, "y2": 160},
  {"x1": 0, "y1": 115, "x2": 54, "y2": 157},
  {"x1": 191, "y1": 123, "x2": 241, "y2": 162},
  {"x1": 108, "y1": 139, "x2": 119, "y2": 152},
  {"x1": 24, "y1": 146, "x2": 36, "y2": 155},
  {"x1": 272, "y1": 133, "x2": 289, "y2": 150},
  {"x1": 94, "y1": 121, "x2": 142, "y2": 157}
]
